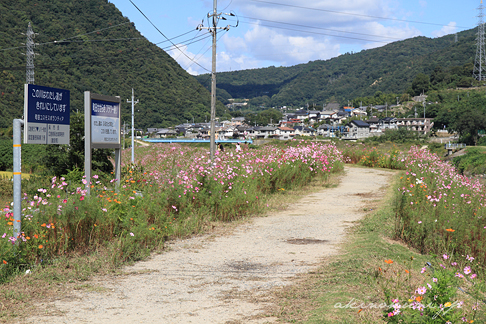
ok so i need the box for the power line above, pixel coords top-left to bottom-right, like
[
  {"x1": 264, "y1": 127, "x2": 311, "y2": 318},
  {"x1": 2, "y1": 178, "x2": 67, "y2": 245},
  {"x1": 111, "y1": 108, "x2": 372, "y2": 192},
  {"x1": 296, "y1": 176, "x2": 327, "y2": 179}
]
[
  {"x1": 239, "y1": 15, "x2": 404, "y2": 41},
  {"x1": 240, "y1": 20, "x2": 390, "y2": 44},
  {"x1": 0, "y1": 21, "x2": 133, "y2": 51},
  {"x1": 0, "y1": 31, "x2": 213, "y2": 71},
  {"x1": 129, "y1": 0, "x2": 211, "y2": 72},
  {"x1": 249, "y1": 0, "x2": 472, "y2": 30}
]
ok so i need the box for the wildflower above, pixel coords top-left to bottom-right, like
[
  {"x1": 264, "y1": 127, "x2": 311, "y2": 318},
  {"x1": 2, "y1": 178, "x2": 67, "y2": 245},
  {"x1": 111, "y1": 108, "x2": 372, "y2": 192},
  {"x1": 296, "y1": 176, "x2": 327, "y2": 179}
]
[
  {"x1": 130, "y1": 232, "x2": 134, "y2": 236},
  {"x1": 38, "y1": 245, "x2": 43, "y2": 249},
  {"x1": 421, "y1": 267, "x2": 426, "y2": 273},
  {"x1": 416, "y1": 286, "x2": 427, "y2": 295},
  {"x1": 464, "y1": 266, "x2": 471, "y2": 275},
  {"x1": 433, "y1": 278, "x2": 438, "y2": 282},
  {"x1": 418, "y1": 221, "x2": 422, "y2": 224},
  {"x1": 470, "y1": 274, "x2": 477, "y2": 279},
  {"x1": 445, "y1": 228, "x2": 455, "y2": 232},
  {"x1": 455, "y1": 272, "x2": 464, "y2": 278},
  {"x1": 443, "y1": 254, "x2": 449, "y2": 260},
  {"x1": 102, "y1": 208, "x2": 107, "y2": 212},
  {"x1": 444, "y1": 302, "x2": 452, "y2": 307},
  {"x1": 2, "y1": 260, "x2": 6, "y2": 264},
  {"x1": 466, "y1": 255, "x2": 475, "y2": 262},
  {"x1": 384, "y1": 259, "x2": 393, "y2": 264}
]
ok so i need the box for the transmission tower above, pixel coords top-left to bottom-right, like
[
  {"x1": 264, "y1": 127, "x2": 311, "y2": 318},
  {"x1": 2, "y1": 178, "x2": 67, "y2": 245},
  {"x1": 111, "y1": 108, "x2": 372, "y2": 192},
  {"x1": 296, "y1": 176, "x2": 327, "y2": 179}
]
[
  {"x1": 473, "y1": 1, "x2": 486, "y2": 81},
  {"x1": 24, "y1": 22, "x2": 36, "y2": 84}
]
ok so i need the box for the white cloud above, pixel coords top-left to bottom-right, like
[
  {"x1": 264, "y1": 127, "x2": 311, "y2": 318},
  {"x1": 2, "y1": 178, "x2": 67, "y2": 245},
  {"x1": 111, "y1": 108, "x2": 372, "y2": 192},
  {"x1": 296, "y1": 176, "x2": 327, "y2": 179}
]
[
  {"x1": 361, "y1": 22, "x2": 421, "y2": 49},
  {"x1": 166, "y1": 44, "x2": 212, "y2": 75},
  {"x1": 171, "y1": 0, "x2": 430, "y2": 73},
  {"x1": 431, "y1": 22, "x2": 457, "y2": 38}
]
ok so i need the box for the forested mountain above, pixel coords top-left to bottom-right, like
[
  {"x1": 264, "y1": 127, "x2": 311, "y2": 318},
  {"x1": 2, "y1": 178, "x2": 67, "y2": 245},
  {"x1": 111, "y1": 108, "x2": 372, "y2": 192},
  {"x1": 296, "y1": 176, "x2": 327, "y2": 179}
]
[
  {"x1": 197, "y1": 28, "x2": 477, "y2": 108},
  {"x1": 0, "y1": 0, "x2": 227, "y2": 129}
]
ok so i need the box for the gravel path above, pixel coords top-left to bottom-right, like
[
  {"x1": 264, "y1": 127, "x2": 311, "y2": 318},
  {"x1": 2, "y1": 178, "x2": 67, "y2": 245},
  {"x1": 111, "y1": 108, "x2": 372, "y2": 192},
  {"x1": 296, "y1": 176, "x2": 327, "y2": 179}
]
[{"x1": 26, "y1": 166, "x2": 393, "y2": 324}]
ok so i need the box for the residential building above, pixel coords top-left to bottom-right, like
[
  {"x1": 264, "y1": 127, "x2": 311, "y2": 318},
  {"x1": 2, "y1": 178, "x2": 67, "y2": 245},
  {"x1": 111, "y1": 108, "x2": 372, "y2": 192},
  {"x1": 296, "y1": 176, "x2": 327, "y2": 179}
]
[{"x1": 396, "y1": 118, "x2": 434, "y2": 134}]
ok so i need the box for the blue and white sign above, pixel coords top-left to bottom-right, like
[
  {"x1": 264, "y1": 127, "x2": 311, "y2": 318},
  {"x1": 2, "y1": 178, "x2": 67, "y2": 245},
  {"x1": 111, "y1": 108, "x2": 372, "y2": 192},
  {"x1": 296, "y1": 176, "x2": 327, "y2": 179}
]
[
  {"x1": 91, "y1": 99, "x2": 120, "y2": 145},
  {"x1": 24, "y1": 84, "x2": 70, "y2": 144}
]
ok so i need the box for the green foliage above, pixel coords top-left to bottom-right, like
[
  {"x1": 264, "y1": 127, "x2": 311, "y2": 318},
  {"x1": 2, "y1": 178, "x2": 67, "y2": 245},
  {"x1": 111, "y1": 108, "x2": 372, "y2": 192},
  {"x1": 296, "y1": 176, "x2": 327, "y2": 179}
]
[
  {"x1": 452, "y1": 147, "x2": 486, "y2": 175},
  {"x1": 44, "y1": 111, "x2": 113, "y2": 176},
  {"x1": 410, "y1": 73, "x2": 430, "y2": 96},
  {"x1": 381, "y1": 254, "x2": 483, "y2": 323},
  {"x1": 196, "y1": 29, "x2": 476, "y2": 107},
  {"x1": 244, "y1": 108, "x2": 283, "y2": 126},
  {"x1": 364, "y1": 128, "x2": 428, "y2": 144},
  {"x1": 0, "y1": 0, "x2": 228, "y2": 130}
]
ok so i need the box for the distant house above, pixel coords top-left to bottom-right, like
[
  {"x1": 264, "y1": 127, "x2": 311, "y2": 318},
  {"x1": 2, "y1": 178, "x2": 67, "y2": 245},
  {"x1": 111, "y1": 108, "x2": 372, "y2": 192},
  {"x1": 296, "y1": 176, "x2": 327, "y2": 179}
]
[
  {"x1": 396, "y1": 118, "x2": 434, "y2": 134},
  {"x1": 308, "y1": 110, "x2": 321, "y2": 123},
  {"x1": 366, "y1": 117, "x2": 381, "y2": 133},
  {"x1": 317, "y1": 124, "x2": 335, "y2": 137},
  {"x1": 231, "y1": 117, "x2": 246, "y2": 125},
  {"x1": 216, "y1": 126, "x2": 238, "y2": 140},
  {"x1": 379, "y1": 117, "x2": 398, "y2": 130},
  {"x1": 276, "y1": 126, "x2": 295, "y2": 140},
  {"x1": 294, "y1": 126, "x2": 315, "y2": 136},
  {"x1": 156, "y1": 128, "x2": 177, "y2": 138},
  {"x1": 344, "y1": 120, "x2": 370, "y2": 139}
]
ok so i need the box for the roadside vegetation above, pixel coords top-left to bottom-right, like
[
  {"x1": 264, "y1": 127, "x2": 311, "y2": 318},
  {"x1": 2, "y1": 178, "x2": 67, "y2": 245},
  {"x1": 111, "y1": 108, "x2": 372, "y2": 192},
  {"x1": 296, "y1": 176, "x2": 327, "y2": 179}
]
[
  {"x1": 0, "y1": 140, "x2": 342, "y2": 321},
  {"x1": 275, "y1": 143, "x2": 486, "y2": 323}
]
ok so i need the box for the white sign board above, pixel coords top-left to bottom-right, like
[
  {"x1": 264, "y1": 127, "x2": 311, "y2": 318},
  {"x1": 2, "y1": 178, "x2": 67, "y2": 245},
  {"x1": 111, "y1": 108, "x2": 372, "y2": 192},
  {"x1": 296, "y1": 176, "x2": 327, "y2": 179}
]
[{"x1": 91, "y1": 99, "x2": 120, "y2": 145}]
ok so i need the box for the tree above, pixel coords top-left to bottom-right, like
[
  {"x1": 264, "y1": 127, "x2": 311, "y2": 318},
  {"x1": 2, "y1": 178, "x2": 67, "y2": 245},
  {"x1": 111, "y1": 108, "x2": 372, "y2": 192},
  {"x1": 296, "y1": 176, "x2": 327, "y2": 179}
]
[
  {"x1": 411, "y1": 73, "x2": 430, "y2": 96},
  {"x1": 44, "y1": 111, "x2": 113, "y2": 176},
  {"x1": 452, "y1": 108, "x2": 486, "y2": 145}
]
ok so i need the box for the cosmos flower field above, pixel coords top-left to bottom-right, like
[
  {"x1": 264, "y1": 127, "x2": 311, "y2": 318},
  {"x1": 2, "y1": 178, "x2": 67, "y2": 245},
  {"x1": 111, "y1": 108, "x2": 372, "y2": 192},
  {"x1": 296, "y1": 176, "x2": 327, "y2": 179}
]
[{"x1": 0, "y1": 140, "x2": 343, "y2": 278}]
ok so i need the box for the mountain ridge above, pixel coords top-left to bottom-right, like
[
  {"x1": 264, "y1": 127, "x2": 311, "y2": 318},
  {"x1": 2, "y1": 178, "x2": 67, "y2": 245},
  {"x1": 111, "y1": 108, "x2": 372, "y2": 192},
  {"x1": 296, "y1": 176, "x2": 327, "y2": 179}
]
[
  {"x1": 0, "y1": 0, "x2": 227, "y2": 129},
  {"x1": 196, "y1": 28, "x2": 476, "y2": 107}
]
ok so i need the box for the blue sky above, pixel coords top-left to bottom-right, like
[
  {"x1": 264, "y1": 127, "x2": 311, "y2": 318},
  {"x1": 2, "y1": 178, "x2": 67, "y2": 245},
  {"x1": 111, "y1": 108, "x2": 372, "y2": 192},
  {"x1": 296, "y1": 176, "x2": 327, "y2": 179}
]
[{"x1": 109, "y1": 0, "x2": 480, "y2": 75}]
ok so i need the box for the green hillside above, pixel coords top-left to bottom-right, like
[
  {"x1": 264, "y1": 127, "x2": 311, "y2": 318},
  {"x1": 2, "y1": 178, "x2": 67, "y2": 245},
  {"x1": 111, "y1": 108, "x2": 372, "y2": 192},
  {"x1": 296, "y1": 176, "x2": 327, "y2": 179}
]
[
  {"x1": 0, "y1": 0, "x2": 227, "y2": 129},
  {"x1": 197, "y1": 28, "x2": 477, "y2": 108}
]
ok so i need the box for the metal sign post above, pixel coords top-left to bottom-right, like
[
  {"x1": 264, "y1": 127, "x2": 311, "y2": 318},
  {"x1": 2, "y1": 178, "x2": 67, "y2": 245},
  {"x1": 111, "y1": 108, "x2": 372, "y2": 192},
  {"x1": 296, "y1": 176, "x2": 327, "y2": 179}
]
[
  {"x1": 84, "y1": 92, "x2": 121, "y2": 195},
  {"x1": 12, "y1": 119, "x2": 23, "y2": 242},
  {"x1": 13, "y1": 84, "x2": 70, "y2": 242}
]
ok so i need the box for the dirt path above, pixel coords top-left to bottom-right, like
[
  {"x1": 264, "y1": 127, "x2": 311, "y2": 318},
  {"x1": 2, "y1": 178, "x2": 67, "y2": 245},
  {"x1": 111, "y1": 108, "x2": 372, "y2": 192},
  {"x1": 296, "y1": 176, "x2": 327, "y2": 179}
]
[{"x1": 25, "y1": 167, "x2": 393, "y2": 324}]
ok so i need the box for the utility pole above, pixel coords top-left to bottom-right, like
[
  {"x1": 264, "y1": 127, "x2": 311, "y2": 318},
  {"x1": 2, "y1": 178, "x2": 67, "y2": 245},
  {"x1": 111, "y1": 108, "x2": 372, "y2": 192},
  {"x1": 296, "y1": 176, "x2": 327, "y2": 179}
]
[
  {"x1": 385, "y1": 102, "x2": 388, "y2": 117},
  {"x1": 423, "y1": 101, "x2": 426, "y2": 119},
  {"x1": 396, "y1": 97, "x2": 399, "y2": 105},
  {"x1": 197, "y1": 2, "x2": 235, "y2": 160},
  {"x1": 127, "y1": 88, "x2": 139, "y2": 164}
]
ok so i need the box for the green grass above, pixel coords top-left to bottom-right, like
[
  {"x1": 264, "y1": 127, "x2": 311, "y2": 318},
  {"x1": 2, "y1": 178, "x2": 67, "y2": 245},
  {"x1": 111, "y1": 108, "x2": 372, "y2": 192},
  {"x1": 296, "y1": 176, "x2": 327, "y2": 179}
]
[{"x1": 274, "y1": 170, "x2": 485, "y2": 323}]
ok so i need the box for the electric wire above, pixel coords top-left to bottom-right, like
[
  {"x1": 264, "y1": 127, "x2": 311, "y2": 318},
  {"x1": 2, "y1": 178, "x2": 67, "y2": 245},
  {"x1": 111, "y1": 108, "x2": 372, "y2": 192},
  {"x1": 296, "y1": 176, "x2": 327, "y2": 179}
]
[
  {"x1": 0, "y1": 32, "x2": 213, "y2": 71},
  {"x1": 184, "y1": 30, "x2": 229, "y2": 72},
  {"x1": 240, "y1": 20, "x2": 390, "y2": 44},
  {"x1": 128, "y1": 0, "x2": 210, "y2": 72},
  {"x1": 239, "y1": 15, "x2": 404, "y2": 41},
  {"x1": 249, "y1": 0, "x2": 472, "y2": 30}
]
